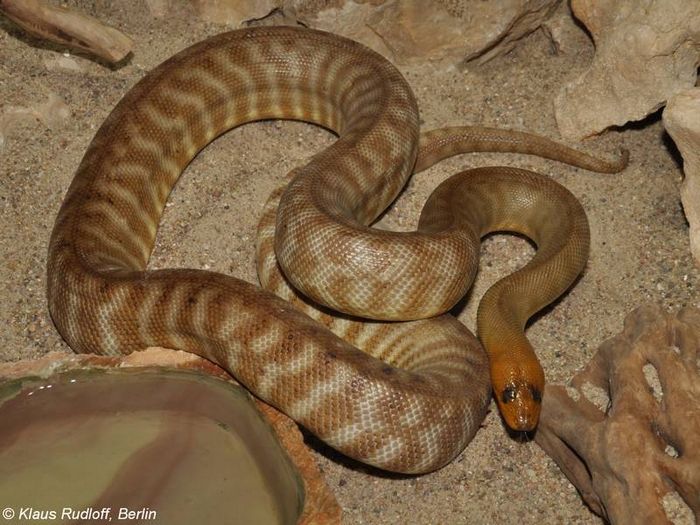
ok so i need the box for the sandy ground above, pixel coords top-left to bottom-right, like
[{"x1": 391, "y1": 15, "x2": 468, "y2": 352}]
[{"x1": 1, "y1": 2, "x2": 698, "y2": 524}]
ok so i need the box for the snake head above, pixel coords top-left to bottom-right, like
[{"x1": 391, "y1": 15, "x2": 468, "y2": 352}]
[
  {"x1": 496, "y1": 380, "x2": 543, "y2": 431},
  {"x1": 487, "y1": 340, "x2": 545, "y2": 432}
]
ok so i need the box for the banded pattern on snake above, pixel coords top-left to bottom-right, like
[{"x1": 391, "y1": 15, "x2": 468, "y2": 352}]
[{"x1": 47, "y1": 26, "x2": 627, "y2": 473}]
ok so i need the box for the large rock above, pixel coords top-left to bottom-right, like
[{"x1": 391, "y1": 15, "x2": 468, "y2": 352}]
[
  {"x1": 164, "y1": 0, "x2": 561, "y2": 65},
  {"x1": 663, "y1": 88, "x2": 700, "y2": 267},
  {"x1": 554, "y1": 0, "x2": 700, "y2": 140},
  {"x1": 536, "y1": 305, "x2": 700, "y2": 524},
  {"x1": 292, "y1": 0, "x2": 561, "y2": 65}
]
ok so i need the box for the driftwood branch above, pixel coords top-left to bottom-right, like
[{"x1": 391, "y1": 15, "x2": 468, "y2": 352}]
[{"x1": 0, "y1": 0, "x2": 133, "y2": 63}]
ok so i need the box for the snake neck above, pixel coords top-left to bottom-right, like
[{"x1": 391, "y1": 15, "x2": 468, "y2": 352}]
[{"x1": 423, "y1": 167, "x2": 590, "y2": 432}]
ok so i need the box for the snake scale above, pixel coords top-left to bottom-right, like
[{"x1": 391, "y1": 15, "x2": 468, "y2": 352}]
[{"x1": 47, "y1": 26, "x2": 627, "y2": 473}]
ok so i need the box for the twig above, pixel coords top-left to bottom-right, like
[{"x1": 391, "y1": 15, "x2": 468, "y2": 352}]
[{"x1": 0, "y1": 0, "x2": 133, "y2": 64}]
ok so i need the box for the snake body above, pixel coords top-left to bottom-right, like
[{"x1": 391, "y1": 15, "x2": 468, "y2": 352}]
[{"x1": 47, "y1": 27, "x2": 626, "y2": 473}]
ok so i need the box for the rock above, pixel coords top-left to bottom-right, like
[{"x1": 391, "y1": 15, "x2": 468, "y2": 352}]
[
  {"x1": 460, "y1": 0, "x2": 561, "y2": 65},
  {"x1": 554, "y1": 0, "x2": 700, "y2": 140},
  {"x1": 243, "y1": 5, "x2": 300, "y2": 27},
  {"x1": 43, "y1": 55, "x2": 84, "y2": 72},
  {"x1": 663, "y1": 89, "x2": 700, "y2": 267},
  {"x1": 190, "y1": 0, "x2": 281, "y2": 26},
  {"x1": 536, "y1": 305, "x2": 700, "y2": 524},
  {"x1": 541, "y1": 1, "x2": 588, "y2": 55},
  {"x1": 0, "y1": 92, "x2": 70, "y2": 150},
  {"x1": 292, "y1": 0, "x2": 561, "y2": 65}
]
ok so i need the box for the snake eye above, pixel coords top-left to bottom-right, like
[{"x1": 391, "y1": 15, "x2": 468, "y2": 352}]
[
  {"x1": 529, "y1": 384, "x2": 542, "y2": 403},
  {"x1": 501, "y1": 386, "x2": 517, "y2": 404}
]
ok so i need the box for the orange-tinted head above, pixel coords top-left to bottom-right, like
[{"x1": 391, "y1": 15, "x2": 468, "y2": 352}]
[
  {"x1": 494, "y1": 379, "x2": 543, "y2": 431},
  {"x1": 490, "y1": 358, "x2": 545, "y2": 432}
]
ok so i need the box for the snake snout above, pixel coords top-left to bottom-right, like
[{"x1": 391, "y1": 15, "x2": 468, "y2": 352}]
[{"x1": 511, "y1": 410, "x2": 538, "y2": 432}]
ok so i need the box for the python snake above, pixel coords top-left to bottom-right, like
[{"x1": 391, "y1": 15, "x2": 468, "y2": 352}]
[{"x1": 47, "y1": 26, "x2": 627, "y2": 474}]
